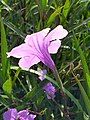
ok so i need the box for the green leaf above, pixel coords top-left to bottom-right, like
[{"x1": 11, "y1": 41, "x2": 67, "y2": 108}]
[
  {"x1": 3, "y1": 20, "x2": 25, "y2": 39},
  {"x1": 62, "y1": 0, "x2": 70, "y2": 18},
  {"x1": 72, "y1": 72, "x2": 90, "y2": 117},
  {"x1": 41, "y1": 0, "x2": 48, "y2": 9},
  {"x1": 0, "y1": 14, "x2": 8, "y2": 83},
  {"x1": 23, "y1": 87, "x2": 36, "y2": 101},
  {"x1": 3, "y1": 78, "x2": 12, "y2": 94},
  {"x1": 64, "y1": 88, "x2": 83, "y2": 111},
  {"x1": 47, "y1": 7, "x2": 62, "y2": 27},
  {"x1": 1, "y1": 0, "x2": 12, "y2": 11},
  {"x1": 37, "y1": 95, "x2": 44, "y2": 105},
  {"x1": 73, "y1": 33, "x2": 90, "y2": 98},
  {"x1": 0, "y1": 96, "x2": 9, "y2": 108},
  {"x1": 86, "y1": 73, "x2": 90, "y2": 89}
]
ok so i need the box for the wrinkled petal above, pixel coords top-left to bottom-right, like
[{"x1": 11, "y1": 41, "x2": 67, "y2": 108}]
[
  {"x1": 48, "y1": 40, "x2": 61, "y2": 54},
  {"x1": 3, "y1": 108, "x2": 17, "y2": 120},
  {"x1": 43, "y1": 82, "x2": 56, "y2": 99},
  {"x1": 7, "y1": 43, "x2": 32, "y2": 58},
  {"x1": 19, "y1": 56, "x2": 40, "y2": 70}
]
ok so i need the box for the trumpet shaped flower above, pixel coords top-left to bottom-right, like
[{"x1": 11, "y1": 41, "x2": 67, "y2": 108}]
[
  {"x1": 7, "y1": 25, "x2": 68, "y2": 71},
  {"x1": 3, "y1": 108, "x2": 36, "y2": 120}
]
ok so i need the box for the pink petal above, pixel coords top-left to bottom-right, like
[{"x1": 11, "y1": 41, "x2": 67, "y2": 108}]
[
  {"x1": 7, "y1": 43, "x2": 32, "y2": 58},
  {"x1": 25, "y1": 28, "x2": 50, "y2": 44},
  {"x1": 25, "y1": 28, "x2": 50, "y2": 52},
  {"x1": 46, "y1": 25, "x2": 68, "y2": 41},
  {"x1": 48, "y1": 40, "x2": 61, "y2": 54},
  {"x1": 18, "y1": 56, "x2": 40, "y2": 70}
]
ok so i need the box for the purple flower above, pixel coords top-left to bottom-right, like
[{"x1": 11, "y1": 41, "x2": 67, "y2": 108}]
[
  {"x1": 43, "y1": 82, "x2": 56, "y2": 99},
  {"x1": 3, "y1": 108, "x2": 36, "y2": 120},
  {"x1": 7, "y1": 25, "x2": 68, "y2": 71},
  {"x1": 38, "y1": 69, "x2": 47, "y2": 81}
]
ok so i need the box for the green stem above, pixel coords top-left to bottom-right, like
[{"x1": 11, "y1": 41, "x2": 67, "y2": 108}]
[
  {"x1": 53, "y1": 67, "x2": 71, "y2": 119},
  {"x1": 53, "y1": 67, "x2": 64, "y2": 92}
]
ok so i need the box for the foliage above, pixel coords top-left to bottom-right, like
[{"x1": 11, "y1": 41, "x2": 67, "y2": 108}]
[{"x1": 0, "y1": 0, "x2": 90, "y2": 119}]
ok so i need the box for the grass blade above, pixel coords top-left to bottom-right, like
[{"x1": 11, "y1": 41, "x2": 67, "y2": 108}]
[
  {"x1": 72, "y1": 72, "x2": 90, "y2": 117},
  {"x1": 0, "y1": 14, "x2": 8, "y2": 83},
  {"x1": 62, "y1": 0, "x2": 71, "y2": 18},
  {"x1": 3, "y1": 20, "x2": 25, "y2": 39},
  {"x1": 73, "y1": 32, "x2": 90, "y2": 97},
  {"x1": 47, "y1": 7, "x2": 62, "y2": 27}
]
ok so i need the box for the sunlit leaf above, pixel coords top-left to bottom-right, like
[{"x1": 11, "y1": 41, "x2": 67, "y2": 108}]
[
  {"x1": 41, "y1": 0, "x2": 48, "y2": 9},
  {"x1": 62, "y1": 0, "x2": 70, "y2": 18},
  {"x1": 1, "y1": 0, "x2": 12, "y2": 11},
  {"x1": 47, "y1": 7, "x2": 62, "y2": 27},
  {"x1": 3, "y1": 78, "x2": 12, "y2": 94}
]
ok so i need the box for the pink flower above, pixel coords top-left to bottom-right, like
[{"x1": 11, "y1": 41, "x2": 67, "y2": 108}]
[
  {"x1": 43, "y1": 82, "x2": 56, "y2": 99},
  {"x1": 3, "y1": 108, "x2": 36, "y2": 120},
  {"x1": 7, "y1": 25, "x2": 68, "y2": 71}
]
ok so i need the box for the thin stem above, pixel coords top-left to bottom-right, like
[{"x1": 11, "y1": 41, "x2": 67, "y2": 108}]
[
  {"x1": 17, "y1": 77, "x2": 28, "y2": 93},
  {"x1": 53, "y1": 67, "x2": 64, "y2": 91},
  {"x1": 13, "y1": 70, "x2": 28, "y2": 93},
  {"x1": 53, "y1": 67, "x2": 71, "y2": 120}
]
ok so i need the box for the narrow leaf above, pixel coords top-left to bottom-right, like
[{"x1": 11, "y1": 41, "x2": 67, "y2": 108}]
[
  {"x1": 64, "y1": 88, "x2": 83, "y2": 112},
  {"x1": 72, "y1": 72, "x2": 90, "y2": 116},
  {"x1": 62, "y1": 0, "x2": 70, "y2": 18},
  {"x1": 1, "y1": 0, "x2": 12, "y2": 11},
  {"x1": 47, "y1": 7, "x2": 62, "y2": 27},
  {"x1": 41, "y1": 0, "x2": 48, "y2": 9},
  {"x1": 3, "y1": 20, "x2": 25, "y2": 39},
  {"x1": 0, "y1": 14, "x2": 8, "y2": 82},
  {"x1": 74, "y1": 33, "x2": 90, "y2": 97}
]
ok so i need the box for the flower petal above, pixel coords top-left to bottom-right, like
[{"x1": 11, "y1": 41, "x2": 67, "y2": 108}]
[
  {"x1": 3, "y1": 108, "x2": 17, "y2": 120},
  {"x1": 18, "y1": 110, "x2": 29, "y2": 119},
  {"x1": 47, "y1": 25, "x2": 68, "y2": 40},
  {"x1": 25, "y1": 28, "x2": 50, "y2": 44},
  {"x1": 27, "y1": 114, "x2": 36, "y2": 120},
  {"x1": 48, "y1": 40, "x2": 61, "y2": 54},
  {"x1": 43, "y1": 82, "x2": 56, "y2": 99},
  {"x1": 18, "y1": 56, "x2": 40, "y2": 70},
  {"x1": 7, "y1": 43, "x2": 32, "y2": 58},
  {"x1": 25, "y1": 28, "x2": 50, "y2": 52}
]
